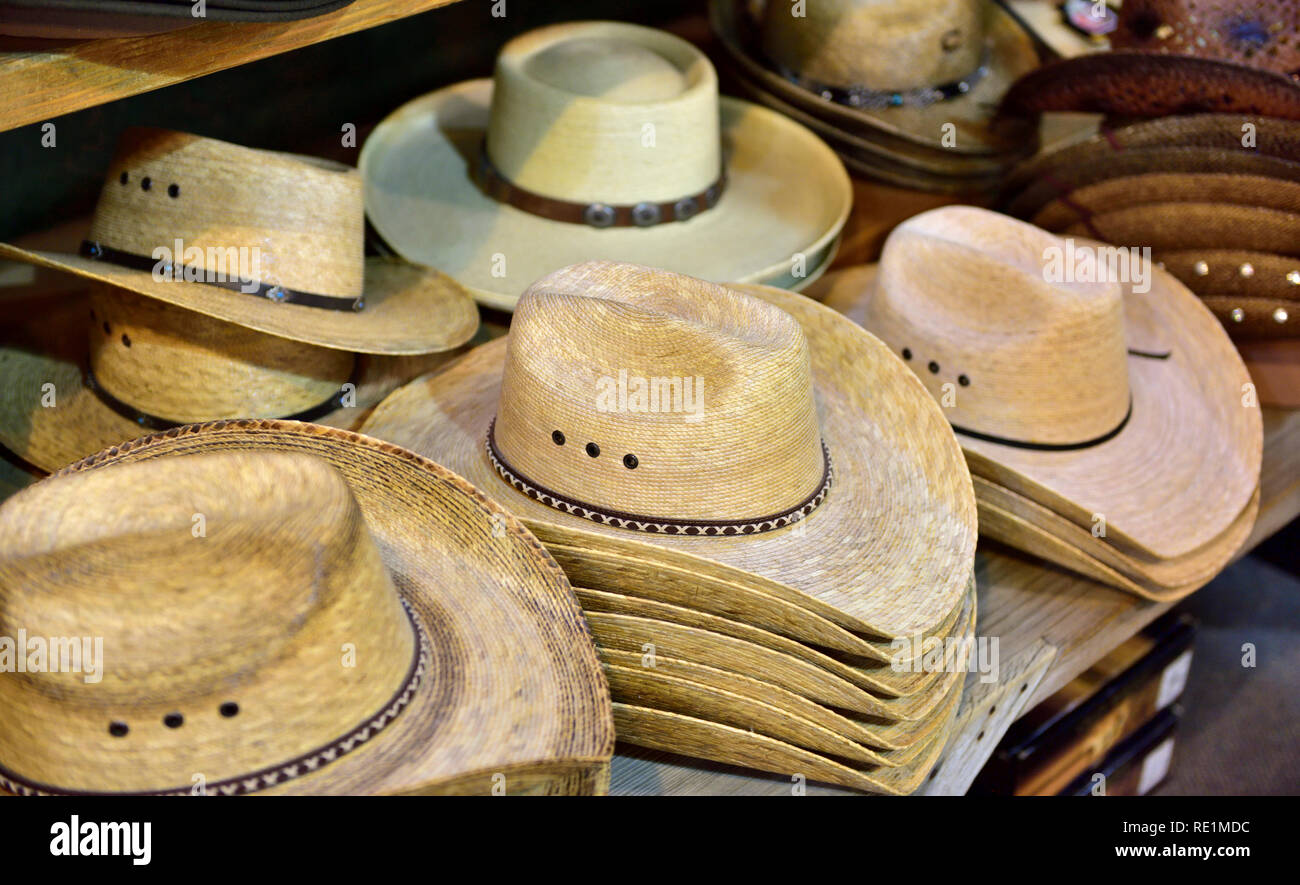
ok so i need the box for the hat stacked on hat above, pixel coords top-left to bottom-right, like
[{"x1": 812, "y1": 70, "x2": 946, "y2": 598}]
[
  {"x1": 360, "y1": 260, "x2": 980, "y2": 793},
  {"x1": 0, "y1": 420, "x2": 614, "y2": 795},
  {"x1": 819, "y1": 206, "x2": 1264, "y2": 600},
  {"x1": 359, "y1": 21, "x2": 852, "y2": 312},
  {"x1": 708, "y1": 0, "x2": 1043, "y2": 194},
  {"x1": 997, "y1": 1, "x2": 1300, "y2": 405},
  {"x1": 0, "y1": 128, "x2": 480, "y2": 473}
]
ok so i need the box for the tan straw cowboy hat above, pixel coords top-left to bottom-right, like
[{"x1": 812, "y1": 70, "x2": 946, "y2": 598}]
[
  {"x1": 0, "y1": 128, "x2": 476, "y2": 353},
  {"x1": 0, "y1": 128, "x2": 478, "y2": 472},
  {"x1": 359, "y1": 21, "x2": 851, "y2": 311},
  {"x1": 822, "y1": 206, "x2": 1262, "y2": 571},
  {"x1": 361, "y1": 260, "x2": 978, "y2": 643},
  {"x1": 0, "y1": 420, "x2": 614, "y2": 795},
  {"x1": 710, "y1": 0, "x2": 1040, "y2": 155}
]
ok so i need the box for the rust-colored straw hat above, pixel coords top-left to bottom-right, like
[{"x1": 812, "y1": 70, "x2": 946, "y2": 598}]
[
  {"x1": 0, "y1": 421, "x2": 614, "y2": 795},
  {"x1": 825, "y1": 206, "x2": 1262, "y2": 593},
  {"x1": 359, "y1": 21, "x2": 851, "y2": 311},
  {"x1": 361, "y1": 260, "x2": 978, "y2": 644},
  {"x1": 999, "y1": 0, "x2": 1300, "y2": 119},
  {"x1": 0, "y1": 128, "x2": 478, "y2": 472}
]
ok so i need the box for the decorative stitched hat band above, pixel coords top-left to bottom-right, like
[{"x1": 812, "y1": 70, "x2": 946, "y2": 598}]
[
  {"x1": 771, "y1": 44, "x2": 992, "y2": 110},
  {"x1": 79, "y1": 240, "x2": 367, "y2": 312},
  {"x1": 0, "y1": 599, "x2": 428, "y2": 797},
  {"x1": 476, "y1": 142, "x2": 728, "y2": 229},
  {"x1": 485, "y1": 419, "x2": 833, "y2": 535}
]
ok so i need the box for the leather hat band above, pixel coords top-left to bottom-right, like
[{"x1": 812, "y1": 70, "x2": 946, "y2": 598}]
[
  {"x1": 476, "y1": 141, "x2": 727, "y2": 229},
  {"x1": 80, "y1": 240, "x2": 366, "y2": 312}
]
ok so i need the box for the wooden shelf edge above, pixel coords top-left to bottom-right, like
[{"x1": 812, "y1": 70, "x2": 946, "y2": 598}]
[{"x1": 0, "y1": 0, "x2": 464, "y2": 133}]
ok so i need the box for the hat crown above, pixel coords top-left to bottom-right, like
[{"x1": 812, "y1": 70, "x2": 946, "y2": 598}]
[
  {"x1": 0, "y1": 452, "x2": 414, "y2": 793},
  {"x1": 864, "y1": 207, "x2": 1132, "y2": 447},
  {"x1": 493, "y1": 261, "x2": 827, "y2": 526},
  {"x1": 88, "y1": 286, "x2": 354, "y2": 424},
  {"x1": 486, "y1": 22, "x2": 722, "y2": 204},
  {"x1": 87, "y1": 128, "x2": 365, "y2": 299},
  {"x1": 760, "y1": 0, "x2": 987, "y2": 92},
  {"x1": 1113, "y1": 0, "x2": 1300, "y2": 75}
]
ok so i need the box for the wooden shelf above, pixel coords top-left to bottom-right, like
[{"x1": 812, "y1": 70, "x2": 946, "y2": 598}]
[
  {"x1": 610, "y1": 407, "x2": 1300, "y2": 795},
  {"x1": 0, "y1": 0, "x2": 462, "y2": 133}
]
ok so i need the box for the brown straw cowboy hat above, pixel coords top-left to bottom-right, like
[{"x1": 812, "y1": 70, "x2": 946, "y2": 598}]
[
  {"x1": 710, "y1": 0, "x2": 1040, "y2": 155},
  {"x1": 999, "y1": 0, "x2": 1300, "y2": 119},
  {"x1": 824, "y1": 206, "x2": 1262, "y2": 566},
  {"x1": 361, "y1": 260, "x2": 978, "y2": 642},
  {"x1": 359, "y1": 21, "x2": 851, "y2": 311},
  {"x1": 0, "y1": 129, "x2": 478, "y2": 472},
  {"x1": 0, "y1": 420, "x2": 614, "y2": 795}
]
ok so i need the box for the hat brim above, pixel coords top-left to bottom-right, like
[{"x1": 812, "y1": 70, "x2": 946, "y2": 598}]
[
  {"x1": 823, "y1": 264, "x2": 1262, "y2": 560},
  {"x1": 584, "y1": 589, "x2": 972, "y2": 723},
  {"x1": 43, "y1": 419, "x2": 615, "y2": 796},
  {"x1": 0, "y1": 245, "x2": 479, "y2": 356},
  {"x1": 361, "y1": 284, "x2": 978, "y2": 640},
  {"x1": 610, "y1": 667, "x2": 962, "y2": 795},
  {"x1": 0, "y1": 294, "x2": 466, "y2": 473},
  {"x1": 709, "y1": 0, "x2": 1041, "y2": 156},
  {"x1": 359, "y1": 81, "x2": 851, "y2": 312},
  {"x1": 996, "y1": 51, "x2": 1300, "y2": 122},
  {"x1": 1002, "y1": 114, "x2": 1300, "y2": 199},
  {"x1": 975, "y1": 477, "x2": 1261, "y2": 599}
]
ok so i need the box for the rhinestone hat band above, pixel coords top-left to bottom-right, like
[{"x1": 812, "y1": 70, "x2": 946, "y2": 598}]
[{"x1": 771, "y1": 45, "x2": 993, "y2": 110}]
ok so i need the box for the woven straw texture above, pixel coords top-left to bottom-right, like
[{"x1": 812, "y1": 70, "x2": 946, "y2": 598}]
[
  {"x1": 360, "y1": 21, "x2": 850, "y2": 311},
  {"x1": 826, "y1": 207, "x2": 1261, "y2": 560},
  {"x1": 361, "y1": 261, "x2": 977, "y2": 640},
  {"x1": 0, "y1": 420, "x2": 614, "y2": 795},
  {"x1": 709, "y1": 0, "x2": 1040, "y2": 155},
  {"x1": 0, "y1": 128, "x2": 477, "y2": 355},
  {"x1": 0, "y1": 287, "x2": 469, "y2": 473}
]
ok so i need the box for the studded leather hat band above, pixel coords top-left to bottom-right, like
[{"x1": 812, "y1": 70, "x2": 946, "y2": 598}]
[
  {"x1": 79, "y1": 241, "x2": 366, "y2": 312},
  {"x1": 771, "y1": 45, "x2": 992, "y2": 111},
  {"x1": 476, "y1": 142, "x2": 727, "y2": 229}
]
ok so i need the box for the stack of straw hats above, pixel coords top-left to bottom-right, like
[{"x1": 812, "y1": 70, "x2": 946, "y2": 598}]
[
  {"x1": 817, "y1": 206, "x2": 1264, "y2": 600},
  {"x1": 359, "y1": 21, "x2": 852, "y2": 312},
  {"x1": 707, "y1": 0, "x2": 1043, "y2": 195},
  {"x1": 0, "y1": 128, "x2": 480, "y2": 473},
  {"x1": 0, "y1": 421, "x2": 615, "y2": 795},
  {"x1": 360, "y1": 261, "x2": 980, "y2": 793},
  {"x1": 995, "y1": 0, "x2": 1300, "y2": 405}
]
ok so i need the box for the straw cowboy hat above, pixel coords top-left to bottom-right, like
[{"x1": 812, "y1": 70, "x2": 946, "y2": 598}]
[
  {"x1": 999, "y1": 0, "x2": 1300, "y2": 119},
  {"x1": 360, "y1": 260, "x2": 978, "y2": 642},
  {"x1": 822, "y1": 206, "x2": 1262, "y2": 564},
  {"x1": 359, "y1": 21, "x2": 851, "y2": 311},
  {"x1": 710, "y1": 0, "x2": 1041, "y2": 155},
  {"x1": 0, "y1": 420, "x2": 614, "y2": 795},
  {"x1": 0, "y1": 128, "x2": 478, "y2": 472}
]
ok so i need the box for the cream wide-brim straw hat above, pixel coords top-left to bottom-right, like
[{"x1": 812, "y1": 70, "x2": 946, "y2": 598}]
[
  {"x1": 359, "y1": 21, "x2": 852, "y2": 312},
  {"x1": 0, "y1": 275, "x2": 474, "y2": 473},
  {"x1": 360, "y1": 267, "x2": 978, "y2": 642},
  {"x1": 819, "y1": 225, "x2": 1262, "y2": 563},
  {"x1": 0, "y1": 420, "x2": 614, "y2": 796},
  {"x1": 709, "y1": 0, "x2": 1040, "y2": 156}
]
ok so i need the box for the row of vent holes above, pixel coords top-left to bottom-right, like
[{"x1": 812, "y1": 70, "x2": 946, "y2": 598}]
[
  {"x1": 109, "y1": 702, "x2": 239, "y2": 737},
  {"x1": 90, "y1": 308, "x2": 131, "y2": 349},
  {"x1": 120, "y1": 171, "x2": 180, "y2": 199},
  {"x1": 927, "y1": 682, "x2": 1029, "y2": 781}
]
